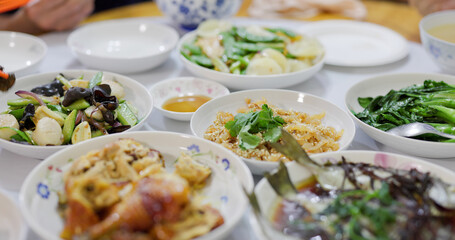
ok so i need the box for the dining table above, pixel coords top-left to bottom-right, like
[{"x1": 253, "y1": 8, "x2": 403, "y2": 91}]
[{"x1": 1, "y1": 0, "x2": 455, "y2": 240}]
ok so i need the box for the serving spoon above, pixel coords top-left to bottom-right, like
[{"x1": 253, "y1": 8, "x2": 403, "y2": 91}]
[{"x1": 386, "y1": 122, "x2": 455, "y2": 139}]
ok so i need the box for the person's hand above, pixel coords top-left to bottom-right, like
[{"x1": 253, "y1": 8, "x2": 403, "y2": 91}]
[
  {"x1": 23, "y1": 0, "x2": 94, "y2": 31},
  {"x1": 408, "y1": 0, "x2": 455, "y2": 16}
]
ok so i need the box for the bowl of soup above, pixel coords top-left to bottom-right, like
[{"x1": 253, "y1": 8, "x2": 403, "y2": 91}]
[
  {"x1": 420, "y1": 10, "x2": 455, "y2": 74},
  {"x1": 150, "y1": 77, "x2": 230, "y2": 121}
]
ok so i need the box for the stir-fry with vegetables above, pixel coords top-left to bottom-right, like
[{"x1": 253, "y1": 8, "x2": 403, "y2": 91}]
[
  {"x1": 0, "y1": 72, "x2": 139, "y2": 146},
  {"x1": 181, "y1": 19, "x2": 324, "y2": 75},
  {"x1": 355, "y1": 80, "x2": 455, "y2": 142}
]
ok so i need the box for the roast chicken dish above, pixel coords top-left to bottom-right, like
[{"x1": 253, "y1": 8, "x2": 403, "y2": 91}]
[{"x1": 58, "y1": 138, "x2": 223, "y2": 240}]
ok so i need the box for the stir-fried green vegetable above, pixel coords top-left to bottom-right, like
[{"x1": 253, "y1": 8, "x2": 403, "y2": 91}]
[
  {"x1": 181, "y1": 20, "x2": 324, "y2": 76},
  {"x1": 355, "y1": 80, "x2": 455, "y2": 141},
  {"x1": 225, "y1": 104, "x2": 285, "y2": 150}
]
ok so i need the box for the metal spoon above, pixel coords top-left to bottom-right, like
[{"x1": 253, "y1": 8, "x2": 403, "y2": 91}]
[{"x1": 386, "y1": 122, "x2": 455, "y2": 139}]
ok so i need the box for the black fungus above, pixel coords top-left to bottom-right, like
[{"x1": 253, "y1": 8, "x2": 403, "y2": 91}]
[
  {"x1": 108, "y1": 125, "x2": 131, "y2": 134},
  {"x1": 91, "y1": 84, "x2": 118, "y2": 110},
  {"x1": 19, "y1": 103, "x2": 35, "y2": 130},
  {"x1": 31, "y1": 79, "x2": 65, "y2": 97},
  {"x1": 97, "y1": 105, "x2": 115, "y2": 124},
  {"x1": 62, "y1": 87, "x2": 92, "y2": 107}
]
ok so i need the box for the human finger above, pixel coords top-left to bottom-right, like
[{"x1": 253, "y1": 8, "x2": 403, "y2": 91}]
[{"x1": 54, "y1": 1, "x2": 94, "y2": 31}]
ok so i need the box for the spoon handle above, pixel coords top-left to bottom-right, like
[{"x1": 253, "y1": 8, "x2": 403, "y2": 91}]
[{"x1": 432, "y1": 131, "x2": 455, "y2": 139}]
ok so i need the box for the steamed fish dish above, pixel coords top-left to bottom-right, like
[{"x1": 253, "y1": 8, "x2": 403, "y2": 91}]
[
  {"x1": 267, "y1": 157, "x2": 455, "y2": 240},
  {"x1": 204, "y1": 99, "x2": 342, "y2": 162},
  {"x1": 181, "y1": 19, "x2": 324, "y2": 76},
  {"x1": 0, "y1": 72, "x2": 139, "y2": 146},
  {"x1": 355, "y1": 80, "x2": 455, "y2": 142},
  {"x1": 59, "y1": 138, "x2": 223, "y2": 240}
]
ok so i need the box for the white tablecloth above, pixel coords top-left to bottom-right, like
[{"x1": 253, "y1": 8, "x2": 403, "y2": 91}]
[{"x1": 1, "y1": 17, "x2": 454, "y2": 240}]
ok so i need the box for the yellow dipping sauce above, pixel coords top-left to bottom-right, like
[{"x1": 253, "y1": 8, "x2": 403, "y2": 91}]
[
  {"x1": 162, "y1": 95, "x2": 212, "y2": 112},
  {"x1": 427, "y1": 24, "x2": 455, "y2": 43}
]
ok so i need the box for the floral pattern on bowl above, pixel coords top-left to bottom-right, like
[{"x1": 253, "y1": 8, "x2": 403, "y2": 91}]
[{"x1": 157, "y1": 0, "x2": 243, "y2": 30}]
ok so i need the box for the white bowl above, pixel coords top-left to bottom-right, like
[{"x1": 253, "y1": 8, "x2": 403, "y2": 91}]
[
  {"x1": 178, "y1": 31, "x2": 325, "y2": 90},
  {"x1": 0, "y1": 70, "x2": 153, "y2": 159},
  {"x1": 157, "y1": 0, "x2": 243, "y2": 30},
  {"x1": 150, "y1": 76, "x2": 230, "y2": 121},
  {"x1": 0, "y1": 31, "x2": 47, "y2": 77},
  {"x1": 420, "y1": 10, "x2": 455, "y2": 74},
  {"x1": 345, "y1": 72, "x2": 455, "y2": 158},
  {"x1": 67, "y1": 19, "x2": 179, "y2": 74},
  {"x1": 0, "y1": 189, "x2": 26, "y2": 240},
  {"x1": 252, "y1": 150, "x2": 455, "y2": 239},
  {"x1": 19, "y1": 131, "x2": 253, "y2": 240},
  {"x1": 191, "y1": 89, "x2": 356, "y2": 175}
]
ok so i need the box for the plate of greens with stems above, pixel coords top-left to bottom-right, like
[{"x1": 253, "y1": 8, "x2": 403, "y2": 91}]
[
  {"x1": 178, "y1": 19, "x2": 325, "y2": 90},
  {"x1": 345, "y1": 72, "x2": 455, "y2": 158}
]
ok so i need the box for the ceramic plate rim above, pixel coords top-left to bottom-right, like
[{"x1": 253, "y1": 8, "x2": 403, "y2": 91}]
[
  {"x1": 0, "y1": 31, "x2": 47, "y2": 73},
  {"x1": 0, "y1": 189, "x2": 27, "y2": 240},
  {"x1": 67, "y1": 18, "x2": 179, "y2": 60},
  {"x1": 301, "y1": 20, "x2": 409, "y2": 67}
]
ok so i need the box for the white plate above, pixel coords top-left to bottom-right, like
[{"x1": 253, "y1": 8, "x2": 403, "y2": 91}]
[
  {"x1": 345, "y1": 72, "x2": 455, "y2": 158},
  {"x1": 0, "y1": 70, "x2": 153, "y2": 159},
  {"x1": 178, "y1": 31, "x2": 325, "y2": 90},
  {"x1": 0, "y1": 189, "x2": 26, "y2": 240},
  {"x1": 150, "y1": 76, "x2": 230, "y2": 121},
  {"x1": 19, "y1": 131, "x2": 254, "y2": 240},
  {"x1": 0, "y1": 31, "x2": 47, "y2": 76},
  {"x1": 191, "y1": 89, "x2": 356, "y2": 175},
  {"x1": 251, "y1": 150, "x2": 455, "y2": 239},
  {"x1": 301, "y1": 20, "x2": 409, "y2": 67},
  {"x1": 68, "y1": 19, "x2": 179, "y2": 73}
]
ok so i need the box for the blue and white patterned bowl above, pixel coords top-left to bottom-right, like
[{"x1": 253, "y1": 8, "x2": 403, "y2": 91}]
[
  {"x1": 420, "y1": 10, "x2": 455, "y2": 74},
  {"x1": 19, "y1": 131, "x2": 253, "y2": 240},
  {"x1": 157, "y1": 0, "x2": 243, "y2": 30}
]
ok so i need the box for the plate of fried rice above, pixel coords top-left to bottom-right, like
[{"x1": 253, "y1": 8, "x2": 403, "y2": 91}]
[{"x1": 190, "y1": 89, "x2": 356, "y2": 175}]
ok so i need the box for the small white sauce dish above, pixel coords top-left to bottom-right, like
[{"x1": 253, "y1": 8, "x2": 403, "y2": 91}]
[
  {"x1": 67, "y1": 19, "x2": 179, "y2": 74},
  {"x1": 150, "y1": 77, "x2": 230, "y2": 121},
  {"x1": 0, "y1": 31, "x2": 47, "y2": 77}
]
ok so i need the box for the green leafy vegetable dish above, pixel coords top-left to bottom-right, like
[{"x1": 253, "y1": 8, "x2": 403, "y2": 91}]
[
  {"x1": 354, "y1": 80, "x2": 455, "y2": 142},
  {"x1": 180, "y1": 19, "x2": 324, "y2": 76},
  {"x1": 0, "y1": 72, "x2": 139, "y2": 146}
]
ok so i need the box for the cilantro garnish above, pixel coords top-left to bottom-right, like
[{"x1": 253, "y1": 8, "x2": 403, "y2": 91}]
[{"x1": 224, "y1": 104, "x2": 285, "y2": 150}]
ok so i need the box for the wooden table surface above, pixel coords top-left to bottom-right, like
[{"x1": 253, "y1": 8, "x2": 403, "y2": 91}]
[{"x1": 84, "y1": 0, "x2": 423, "y2": 42}]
